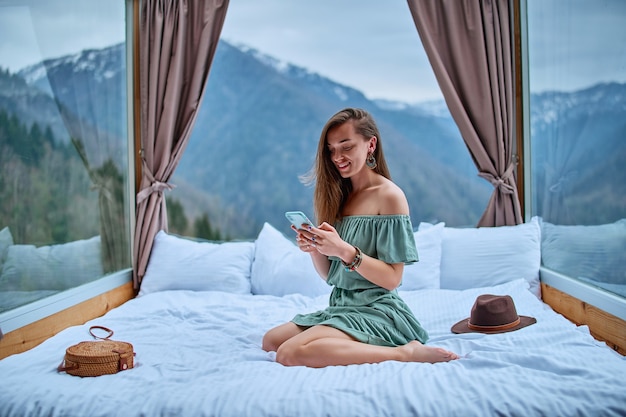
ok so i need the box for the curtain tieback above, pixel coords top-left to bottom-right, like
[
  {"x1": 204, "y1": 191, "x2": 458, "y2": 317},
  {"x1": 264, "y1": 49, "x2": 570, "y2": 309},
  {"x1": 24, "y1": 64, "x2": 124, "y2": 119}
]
[
  {"x1": 136, "y1": 180, "x2": 174, "y2": 204},
  {"x1": 479, "y1": 163, "x2": 516, "y2": 195},
  {"x1": 91, "y1": 184, "x2": 113, "y2": 200}
]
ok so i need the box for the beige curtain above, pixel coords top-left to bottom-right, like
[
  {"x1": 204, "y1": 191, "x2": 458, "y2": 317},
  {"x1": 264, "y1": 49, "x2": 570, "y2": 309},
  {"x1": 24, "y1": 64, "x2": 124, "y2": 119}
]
[
  {"x1": 407, "y1": 0, "x2": 523, "y2": 226},
  {"x1": 133, "y1": 0, "x2": 229, "y2": 288}
]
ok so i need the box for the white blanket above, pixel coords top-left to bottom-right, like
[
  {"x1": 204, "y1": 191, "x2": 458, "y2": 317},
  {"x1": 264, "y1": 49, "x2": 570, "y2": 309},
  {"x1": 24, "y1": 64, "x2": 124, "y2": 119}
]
[{"x1": 1, "y1": 278, "x2": 624, "y2": 417}]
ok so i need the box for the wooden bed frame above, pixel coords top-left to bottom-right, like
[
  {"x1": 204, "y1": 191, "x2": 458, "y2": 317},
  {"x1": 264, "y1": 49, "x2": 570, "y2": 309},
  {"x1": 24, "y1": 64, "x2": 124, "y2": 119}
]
[
  {"x1": 0, "y1": 282, "x2": 134, "y2": 360},
  {"x1": 1, "y1": 281, "x2": 623, "y2": 360},
  {"x1": 541, "y1": 283, "x2": 625, "y2": 355}
]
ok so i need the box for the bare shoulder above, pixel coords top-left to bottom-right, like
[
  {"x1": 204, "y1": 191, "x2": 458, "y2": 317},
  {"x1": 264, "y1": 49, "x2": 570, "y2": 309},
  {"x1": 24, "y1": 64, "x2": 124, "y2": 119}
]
[{"x1": 377, "y1": 178, "x2": 410, "y2": 215}]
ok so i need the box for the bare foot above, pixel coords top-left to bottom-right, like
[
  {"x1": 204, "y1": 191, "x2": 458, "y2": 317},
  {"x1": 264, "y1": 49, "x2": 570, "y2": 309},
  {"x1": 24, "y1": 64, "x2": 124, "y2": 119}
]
[{"x1": 402, "y1": 341, "x2": 459, "y2": 363}]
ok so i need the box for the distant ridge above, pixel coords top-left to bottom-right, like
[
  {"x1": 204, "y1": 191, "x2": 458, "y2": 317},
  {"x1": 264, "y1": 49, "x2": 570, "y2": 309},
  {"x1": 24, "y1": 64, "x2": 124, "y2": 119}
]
[{"x1": 2, "y1": 40, "x2": 624, "y2": 236}]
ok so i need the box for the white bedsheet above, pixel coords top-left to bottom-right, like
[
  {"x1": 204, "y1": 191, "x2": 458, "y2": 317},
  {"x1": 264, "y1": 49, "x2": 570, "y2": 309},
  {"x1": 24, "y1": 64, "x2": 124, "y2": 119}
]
[{"x1": 1, "y1": 279, "x2": 625, "y2": 417}]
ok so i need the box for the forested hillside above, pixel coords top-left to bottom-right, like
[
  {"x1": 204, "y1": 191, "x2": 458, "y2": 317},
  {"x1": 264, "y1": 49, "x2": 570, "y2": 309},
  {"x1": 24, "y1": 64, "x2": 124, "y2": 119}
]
[{"x1": 0, "y1": 105, "x2": 98, "y2": 244}]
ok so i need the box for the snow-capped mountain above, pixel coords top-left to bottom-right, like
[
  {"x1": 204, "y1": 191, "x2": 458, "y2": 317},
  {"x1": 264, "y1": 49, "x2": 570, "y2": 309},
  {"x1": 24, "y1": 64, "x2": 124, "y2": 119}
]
[
  {"x1": 18, "y1": 43, "x2": 125, "y2": 97},
  {"x1": 2, "y1": 39, "x2": 624, "y2": 235}
]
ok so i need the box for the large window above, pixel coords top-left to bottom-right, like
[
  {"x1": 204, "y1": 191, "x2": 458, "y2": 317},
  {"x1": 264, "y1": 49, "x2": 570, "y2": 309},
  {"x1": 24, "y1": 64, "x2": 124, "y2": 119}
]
[
  {"x1": 527, "y1": 0, "x2": 626, "y2": 299},
  {"x1": 2, "y1": 0, "x2": 622, "y2": 333},
  {"x1": 168, "y1": 0, "x2": 491, "y2": 241},
  {"x1": 0, "y1": 0, "x2": 132, "y2": 330}
]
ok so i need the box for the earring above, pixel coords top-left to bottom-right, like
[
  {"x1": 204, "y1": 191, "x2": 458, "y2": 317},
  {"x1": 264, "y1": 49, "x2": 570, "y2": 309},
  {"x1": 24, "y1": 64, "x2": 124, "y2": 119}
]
[{"x1": 366, "y1": 153, "x2": 377, "y2": 169}]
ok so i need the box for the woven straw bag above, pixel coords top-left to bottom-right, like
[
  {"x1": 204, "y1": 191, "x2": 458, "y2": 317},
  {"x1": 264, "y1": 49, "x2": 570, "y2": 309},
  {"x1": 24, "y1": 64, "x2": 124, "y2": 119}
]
[{"x1": 57, "y1": 326, "x2": 134, "y2": 377}]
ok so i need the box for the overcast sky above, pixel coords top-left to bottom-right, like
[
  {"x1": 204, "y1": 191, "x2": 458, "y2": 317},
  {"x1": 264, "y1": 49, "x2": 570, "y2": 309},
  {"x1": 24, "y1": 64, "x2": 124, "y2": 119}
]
[
  {"x1": 0, "y1": 0, "x2": 624, "y2": 103},
  {"x1": 0, "y1": 1, "x2": 125, "y2": 71},
  {"x1": 219, "y1": 0, "x2": 442, "y2": 102}
]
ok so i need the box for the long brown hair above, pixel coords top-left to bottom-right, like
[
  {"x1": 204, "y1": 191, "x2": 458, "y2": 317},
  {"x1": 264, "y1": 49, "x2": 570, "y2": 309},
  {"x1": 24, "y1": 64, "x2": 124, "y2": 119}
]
[{"x1": 303, "y1": 108, "x2": 391, "y2": 225}]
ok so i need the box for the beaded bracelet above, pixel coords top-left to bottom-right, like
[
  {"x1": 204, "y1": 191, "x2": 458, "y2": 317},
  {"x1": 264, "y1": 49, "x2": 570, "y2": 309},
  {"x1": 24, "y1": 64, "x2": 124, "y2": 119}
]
[{"x1": 342, "y1": 246, "x2": 363, "y2": 272}]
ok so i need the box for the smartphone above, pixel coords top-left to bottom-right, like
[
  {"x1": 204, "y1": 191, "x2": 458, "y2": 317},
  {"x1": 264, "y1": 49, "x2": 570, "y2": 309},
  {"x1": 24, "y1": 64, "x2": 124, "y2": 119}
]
[{"x1": 285, "y1": 211, "x2": 314, "y2": 229}]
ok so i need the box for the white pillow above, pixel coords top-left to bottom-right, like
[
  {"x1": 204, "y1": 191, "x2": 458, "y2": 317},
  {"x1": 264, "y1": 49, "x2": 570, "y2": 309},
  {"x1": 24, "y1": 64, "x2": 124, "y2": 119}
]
[
  {"x1": 139, "y1": 231, "x2": 254, "y2": 296},
  {"x1": 426, "y1": 217, "x2": 541, "y2": 296},
  {"x1": 541, "y1": 219, "x2": 626, "y2": 285},
  {"x1": 250, "y1": 222, "x2": 331, "y2": 297},
  {"x1": 401, "y1": 222, "x2": 444, "y2": 290},
  {"x1": 0, "y1": 236, "x2": 103, "y2": 291}
]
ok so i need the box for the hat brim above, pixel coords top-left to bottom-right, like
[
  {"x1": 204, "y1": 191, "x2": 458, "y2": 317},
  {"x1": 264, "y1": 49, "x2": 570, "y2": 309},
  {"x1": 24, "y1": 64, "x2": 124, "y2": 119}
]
[{"x1": 451, "y1": 316, "x2": 537, "y2": 334}]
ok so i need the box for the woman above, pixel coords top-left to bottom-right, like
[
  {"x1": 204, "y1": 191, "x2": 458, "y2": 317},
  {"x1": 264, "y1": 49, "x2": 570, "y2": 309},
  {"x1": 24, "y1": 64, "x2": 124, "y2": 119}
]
[{"x1": 262, "y1": 108, "x2": 458, "y2": 367}]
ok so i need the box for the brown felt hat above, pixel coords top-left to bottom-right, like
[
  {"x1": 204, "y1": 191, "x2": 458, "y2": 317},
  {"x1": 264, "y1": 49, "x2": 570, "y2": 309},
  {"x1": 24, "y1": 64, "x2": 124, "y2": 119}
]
[{"x1": 451, "y1": 294, "x2": 536, "y2": 334}]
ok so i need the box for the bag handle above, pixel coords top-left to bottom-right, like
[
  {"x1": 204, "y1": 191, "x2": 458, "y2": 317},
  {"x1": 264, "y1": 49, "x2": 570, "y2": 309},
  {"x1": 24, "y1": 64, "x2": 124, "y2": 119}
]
[
  {"x1": 57, "y1": 360, "x2": 79, "y2": 373},
  {"x1": 89, "y1": 325, "x2": 114, "y2": 340}
]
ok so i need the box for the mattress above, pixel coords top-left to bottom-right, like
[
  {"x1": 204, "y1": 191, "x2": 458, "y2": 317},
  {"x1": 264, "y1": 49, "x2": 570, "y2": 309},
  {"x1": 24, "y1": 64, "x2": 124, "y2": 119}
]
[{"x1": 0, "y1": 278, "x2": 624, "y2": 417}]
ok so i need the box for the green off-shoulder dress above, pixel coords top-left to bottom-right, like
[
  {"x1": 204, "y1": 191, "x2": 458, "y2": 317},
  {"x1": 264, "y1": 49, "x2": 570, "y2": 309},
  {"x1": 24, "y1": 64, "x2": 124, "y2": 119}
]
[{"x1": 291, "y1": 215, "x2": 429, "y2": 347}]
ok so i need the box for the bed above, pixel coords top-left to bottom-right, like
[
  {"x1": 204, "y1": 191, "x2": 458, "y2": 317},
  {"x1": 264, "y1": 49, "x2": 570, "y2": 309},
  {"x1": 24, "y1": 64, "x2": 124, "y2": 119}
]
[{"x1": 0, "y1": 219, "x2": 625, "y2": 417}]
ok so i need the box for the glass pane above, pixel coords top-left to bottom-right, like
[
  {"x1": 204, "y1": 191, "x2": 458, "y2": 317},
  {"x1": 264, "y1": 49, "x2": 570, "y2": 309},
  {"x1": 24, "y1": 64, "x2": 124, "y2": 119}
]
[
  {"x1": 170, "y1": 0, "x2": 490, "y2": 240},
  {"x1": 527, "y1": 0, "x2": 626, "y2": 298},
  {"x1": 0, "y1": 1, "x2": 130, "y2": 312}
]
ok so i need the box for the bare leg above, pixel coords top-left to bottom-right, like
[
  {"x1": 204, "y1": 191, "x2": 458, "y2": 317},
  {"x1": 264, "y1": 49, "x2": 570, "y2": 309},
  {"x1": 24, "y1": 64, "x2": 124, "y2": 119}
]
[
  {"x1": 262, "y1": 322, "x2": 306, "y2": 352},
  {"x1": 275, "y1": 325, "x2": 458, "y2": 368}
]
